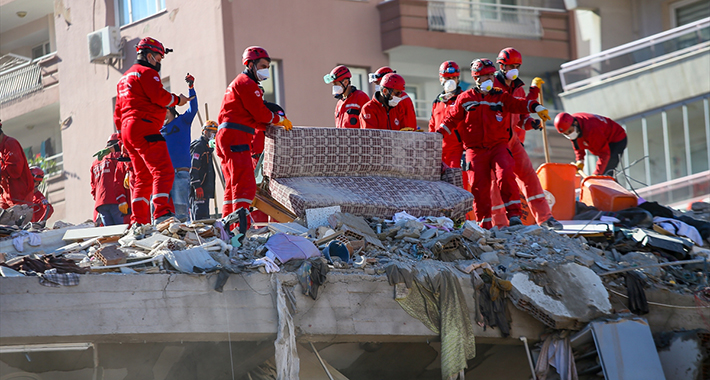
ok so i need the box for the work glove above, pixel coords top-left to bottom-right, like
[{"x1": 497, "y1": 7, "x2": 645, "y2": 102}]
[
  {"x1": 529, "y1": 119, "x2": 542, "y2": 131},
  {"x1": 93, "y1": 147, "x2": 112, "y2": 161},
  {"x1": 195, "y1": 187, "x2": 204, "y2": 200},
  {"x1": 124, "y1": 173, "x2": 130, "y2": 189},
  {"x1": 118, "y1": 202, "x2": 128, "y2": 215},
  {"x1": 400, "y1": 127, "x2": 415, "y2": 132},
  {"x1": 185, "y1": 73, "x2": 195, "y2": 88},
  {"x1": 534, "y1": 105, "x2": 551, "y2": 123},
  {"x1": 531, "y1": 77, "x2": 545, "y2": 88},
  {"x1": 275, "y1": 116, "x2": 293, "y2": 131},
  {"x1": 573, "y1": 161, "x2": 584, "y2": 171}
]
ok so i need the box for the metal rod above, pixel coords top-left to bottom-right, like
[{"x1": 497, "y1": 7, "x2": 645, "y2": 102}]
[
  {"x1": 519, "y1": 336, "x2": 537, "y2": 380},
  {"x1": 310, "y1": 342, "x2": 334, "y2": 380},
  {"x1": 599, "y1": 258, "x2": 706, "y2": 276}
]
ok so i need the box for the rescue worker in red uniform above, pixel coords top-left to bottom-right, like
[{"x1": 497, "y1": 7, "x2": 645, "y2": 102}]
[
  {"x1": 360, "y1": 74, "x2": 416, "y2": 131},
  {"x1": 555, "y1": 112, "x2": 628, "y2": 176},
  {"x1": 91, "y1": 134, "x2": 130, "y2": 226},
  {"x1": 437, "y1": 59, "x2": 551, "y2": 229},
  {"x1": 324, "y1": 65, "x2": 370, "y2": 129},
  {"x1": 113, "y1": 37, "x2": 188, "y2": 232},
  {"x1": 0, "y1": 121, "x2": 34, "y2": 208},
  {"x1": 368, "y1": 67, "x2": 418, "y2": 130},
  {"x1": 489, "y1": 48, "x2": 562, "y2": 229},
  {"x1": 217, "y1": 46, "x2": 292, "y2": 237},
  {"x1": 429, "y1": 61, "x2": 465, "y2": 169},
  {"x1": 30, "y1": 167, "x2": 53, "y2": 224}
]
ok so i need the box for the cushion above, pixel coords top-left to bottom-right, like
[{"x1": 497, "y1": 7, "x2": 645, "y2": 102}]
[
  {"x1": 263, "y1": 126, "x2": 442, "y2": 181},
  {"x1": 268, "y1": 176, "x2": 473, "y2": 220}
]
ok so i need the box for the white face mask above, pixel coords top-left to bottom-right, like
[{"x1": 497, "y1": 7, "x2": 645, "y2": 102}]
[
  {"x1": 332, "y1": 85, "x2": 344, "y2": 96},
  {"x1": 443, "y1": 79, "x2": 457, "y2": 93},
  {"x1": 375, "y1": 84, "x2": 381, "y2": 92},
  {"x1": 388, "y1": 95, "x2": 402, "y2": 107},
  {"x1": 479, "y1": 79, "x2": 493, "y2": 92},
  {"x1": 256, "y1": 68, "x2": 270, "y2": 81},
  {"x1": 505, "y1": 69, "x2": 519, "y2": 80},
  {"x1": 565, "y1": 129, "x2": 579, "y2": 140}
]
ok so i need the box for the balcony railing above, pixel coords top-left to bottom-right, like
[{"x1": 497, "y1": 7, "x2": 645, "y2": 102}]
[
  {"x1": 427, "y1": 0, "x2": 565, "y2": 39},
  {"x1": 560, "y1": 17, "x2": 710, "y2": 92},
  {"x1": 0, "y1": 52, "x2": 57, "y2": 105}
]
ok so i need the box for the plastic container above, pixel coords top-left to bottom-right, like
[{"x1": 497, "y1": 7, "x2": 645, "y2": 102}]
[
  {"x1": 580, "y1": 175, "x2": 638, "y2": 212},
  {"x1": 536, "y1": 163, "x2": 577, "y2": 220}
]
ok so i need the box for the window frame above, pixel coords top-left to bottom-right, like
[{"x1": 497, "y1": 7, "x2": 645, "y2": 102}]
[
  {"x1": 670, "y1": 0, "x2": 708, "y2": 28},
  {"x1": 114, "y1": 0, "x2": 167, "y2": 27}
]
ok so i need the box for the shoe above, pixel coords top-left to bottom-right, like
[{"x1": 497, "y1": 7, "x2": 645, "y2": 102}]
[
  {"x1": 128, "y1": 223, "x2": 145, "y2": 239},
  {"x1": 509, "y1": 216, "x2": 522, "y2": 226},
  {"x1": 154, "y1": 212, "x2": 176, "y2": 225},
  {"x1": 540, "y1": 217, "x2": 563, "y2": 230}
]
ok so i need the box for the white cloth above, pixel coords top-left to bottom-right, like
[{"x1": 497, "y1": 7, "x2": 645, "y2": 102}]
[
  {"x1": 253, "y1": 256, "x2": 280, "y2": 273},
  {"x1": 653, "y1": 217, "x2": 703, "y2": 246},
  {"x1": 11, "y1": 231, "x2": 41, "y2": 253}
]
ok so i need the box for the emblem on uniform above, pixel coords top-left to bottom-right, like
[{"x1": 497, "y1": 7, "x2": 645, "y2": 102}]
[
  {"x1": 255, "y1": 90, "x2": 261, "y2": 97},
  {"x1": 364, "y1": 114, "x2": 371, "y2": 119},
  {"x1": 495, "y1": 112, "x2": 503, "y2": 122},
  {"x1": 394, "y1": 119, "x2": 400, "y2": 126}
]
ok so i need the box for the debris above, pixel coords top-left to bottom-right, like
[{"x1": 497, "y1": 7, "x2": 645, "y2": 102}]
[
  {"x1": 62, "y1": 224, "x2": 128, "y2": 241},
  {"x1": 94, "y1": 245, "x2": 126, "y2": 266},
  {"x1": 265, "y1": 233, "x2": 321, "y2": 264},
  {"x1": 164, "y1": 247, "x2": 220, "y2": 273},
  {"x1": 305, "y1": 206, "x2": 341, "y2": 229}
]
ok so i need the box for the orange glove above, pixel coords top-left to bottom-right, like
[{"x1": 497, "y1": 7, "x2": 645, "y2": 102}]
[
  {"x1": 531, "y1": 77, "x2": 545, "y2": 88},
  {"x1": 124, "y1": 173, "x2": 130, "y2": 189},
  {"x1": 275, "y1": 116, "x2": 293, "y2": 131},
  {"x1": 534, "y1": 105, "x2": 551, "y2": 123},
  {"x1": 573, "y1": 161, "x2": 585, "y2": 171},
  {"x1": 118, "y1": 202, "x2": 128, "y2": 215}
]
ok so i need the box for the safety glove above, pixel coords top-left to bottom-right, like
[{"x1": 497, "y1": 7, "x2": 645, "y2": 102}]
[
  {"x1": 534, "y1": 105, "x2": 551, "y2": 123},
  {"x1": 93, "y1": 147, "x2": 112, "y2": 161},
  {"x1": 185, "y1": 73, "x2": 195, "y2": 88},
  {"x1": 531, "y1": 77, "x2": 545, "y2": 88},
  {"x1": 573, "y1": 161, "x2": 584, "y2": 171},
  {"x1": 275, "y1": 116, "x2": 293, "y2": 131},
  {"x1": 118, "y1": 202, "x2": 128, "y2": 215}
]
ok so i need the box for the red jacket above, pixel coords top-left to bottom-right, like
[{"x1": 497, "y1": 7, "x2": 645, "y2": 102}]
[
  {"x1": 429, "y1": 88, "x2": 464, "y2": 151},
  {"x1": 0, "y1": 135, "x2": 34, "y2": 205},
  {"x1": 400, "y1": 92, "x2": 418, "y2": 131},
  {"x1": 493, "y1": 73, "x2": 539, "y2": 143},
  {"x1": 360, "y1": 93, "x2": 417, "y2": 130},
  {"x1": 31, "y1": 189, "x2": 53, "y2": 223},
  {"x1": 570, "y1": 113, "x2": 627, "y2": 174},
  {"x1": 114, "y1": 62, "x2": 180, "y2": 131},
  {"x1": 218, "y1": 71, "x2": 281, "y2": 144},
  {"x1": 334, "y1": 88, "x2": 370, "y2": 129},
  {"x1": 438, "y1": 88, "x2": 541, "y2": 150},
  {"x1": 91, "y1": 152, "x2": 128, "y2": 209}
]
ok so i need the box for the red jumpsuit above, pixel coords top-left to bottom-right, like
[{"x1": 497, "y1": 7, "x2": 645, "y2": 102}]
[
  {"x1": 218, "y1": 71, "x2": 281, "y2": 216},
  {"x1": 438, "y1": 87, "x2": 541, "y2": 229},
  {"x1": 400, "y1": 92, "x2": 418, "y2": 130},
  {"x1": 334, "y1": 88, "x2": 370, "y2": 129},
  {"x1": 569, "y1": 113, "x2": 627, "y2": 175},
  {"x1": 0, "y1": 135, "x2": 34, "y2": 208},
  {"x1": 31, "y1": 189, "x2": 53, "y2": 223},
  {"x1": 360, "y1": 93, "x2": 416, "y2": 130},
  {"x1": 114, "y1": 62, "x2": 180, "y2": 224},
  {"x1": 489, "y1": 74, "x2": 552, "y2": 227},
  {"x1": 90, "y1": 152, "x2": 129, "y2": 211},
  {"x1": 429, "y1": 88, "x2": 464, "y2": 168}
]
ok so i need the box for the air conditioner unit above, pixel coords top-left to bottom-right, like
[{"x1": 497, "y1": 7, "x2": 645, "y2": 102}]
[{"x1": 87, "y1": 26, "x2": 121, "y2": 63}]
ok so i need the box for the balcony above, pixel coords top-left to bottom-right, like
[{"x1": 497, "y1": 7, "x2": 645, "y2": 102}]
[
  {"x1": 378, "y1": 0, "x2": 573, "y2": 60},
  {"x1": 0, "y1": 52, "x2": 58, "y2": 106}
]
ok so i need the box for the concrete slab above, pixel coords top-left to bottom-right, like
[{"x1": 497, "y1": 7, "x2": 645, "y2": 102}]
[{"x1": 62, "y1": 224, "x2": 128, "y2": 241}]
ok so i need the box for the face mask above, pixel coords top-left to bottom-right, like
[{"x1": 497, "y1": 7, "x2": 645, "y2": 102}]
[
  {"x1": 332, "y1": 85, "x2": 344, "y2": 96},
  {"x1": 208, "y1": 139, "x2": 216, "y2": 149},
  {"x1": 375, "y1": 84, "x2": 381, "y2": 92},
  {"x1": 565, "y1": 129, "x2": 579, "y2": 140},
  {"x1": 505, "y1": 69, "x2": 519, "y2": 80},
  {"x1": 478, "y1": 79, "x2": 493, "y2": 92},
  {"x1": 256, "y1": 68, "x2": 270, "y2": 81},
  {"x1": 388, "y1": 95, "x2": 402, "y2": 107},
  {"x1": 443, "y1": 79, "x2": 457, "y2": 93}
]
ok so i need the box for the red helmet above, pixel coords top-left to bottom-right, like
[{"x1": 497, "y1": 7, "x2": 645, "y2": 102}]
[
  {"x1": 370, "y1": 66, "x2": 395, "y2": 84},
  {"x1": 439, "y1": 61, "x2": 460, "y2": 78},
  {"x1": 497, "y1": 47, "x2": 523, "y2": 66},
  {"x1": 381, "y1": 73, "x2": 405, "y2": 91},
  {"x1": 136, "y1": 37, "x2": 165, "y2": 57},
  {"x1": 107, "y1": 133, "x2": 120, "y2": 144},
  {"x1": 554, "y1": 112, "x2": 575, "y2": 133},
  {"x1": 324, "y1": 65, "x2": 351, "y2": 84},
  {"x1": 30, "y1": 166, "x2": 44, "y2": 181},
  {"x1": 242, "y1": 46, "x2": 270, "y2": 65},
  {"x1": 471, "y1": 59, "x2": 496, "y2": 77}
]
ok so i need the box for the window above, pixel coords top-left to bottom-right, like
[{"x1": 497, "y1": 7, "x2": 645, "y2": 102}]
[
  {"x1": 117, "y1": 0, "x2": 166, "y2": 26},
  {"x1": 671, "y1": 0, "x2": 710, "y2": 27},
  {"x1": 348, "y1": 67, "x2": 370, "y2": 97},
  {"x1": 32, "y1": 42, "x2": 51, "y2": 59},
  {"x1": 262, "y1": 60, "x2": 282, "y2": 105},
  {"x1": 479, "y1": 0, "x2": 517, "y2": 22}
]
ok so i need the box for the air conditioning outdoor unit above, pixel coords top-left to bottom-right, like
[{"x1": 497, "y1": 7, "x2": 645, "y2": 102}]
[{"x1": 87, "y1": 26, "x2": 121, "y2": 63}]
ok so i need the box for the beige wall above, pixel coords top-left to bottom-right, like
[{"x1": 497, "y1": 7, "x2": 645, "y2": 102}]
[{"x1": 53, "y1": 0, "x2": 388, "y2": 223}]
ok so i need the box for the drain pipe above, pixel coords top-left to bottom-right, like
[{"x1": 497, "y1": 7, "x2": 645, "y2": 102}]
[{"x1": 520, "y1": 336, "x2": 537, "y2": 380}]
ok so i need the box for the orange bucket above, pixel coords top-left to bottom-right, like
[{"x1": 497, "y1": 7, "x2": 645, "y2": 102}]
[
  {"x1": 536, "y1": 163, "x2": 577, "y2": 220},
  {"x1": 580, "y1": 175, "x2": 638, "y2": 212}
]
